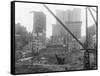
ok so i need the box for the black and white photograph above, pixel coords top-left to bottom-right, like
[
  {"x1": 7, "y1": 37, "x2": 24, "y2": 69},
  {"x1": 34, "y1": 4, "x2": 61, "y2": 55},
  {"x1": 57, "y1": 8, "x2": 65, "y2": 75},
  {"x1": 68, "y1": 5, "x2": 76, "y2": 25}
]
[{"x1": 11, "y1": 1, "x2": 98, "y2": 75}]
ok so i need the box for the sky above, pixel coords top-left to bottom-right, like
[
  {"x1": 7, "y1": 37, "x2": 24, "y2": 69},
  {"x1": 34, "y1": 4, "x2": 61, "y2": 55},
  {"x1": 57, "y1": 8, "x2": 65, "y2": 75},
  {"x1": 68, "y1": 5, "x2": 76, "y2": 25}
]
[{"x1": 15, "y1": 2, "x2": 96, "y2": 38}]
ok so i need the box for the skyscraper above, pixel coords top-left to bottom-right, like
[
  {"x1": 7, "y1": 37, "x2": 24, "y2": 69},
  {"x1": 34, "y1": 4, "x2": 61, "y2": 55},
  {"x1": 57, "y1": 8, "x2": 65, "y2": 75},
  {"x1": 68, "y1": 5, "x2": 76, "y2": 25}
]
[
  {"x1": 56, "y1": 10, "x2": 68, "y2": 36},
  {"x1": 68, "y1": 8, "x2": 81, "y2": 22},
  {"x1": 33, "y1": 11, "x2": 46, "y2": 45},
  {"x1": 66, "y1": 21, "x2": 82, "y2": 39},
  {"x1": 33, "y1": 11, "x2": 46, "y2": 34},
  {"x1": 52, "y1": 8, "x2": 81, "y2": 38},
  {"x1": 52, "y1": 8, "x2": 82, "y2": 45}
]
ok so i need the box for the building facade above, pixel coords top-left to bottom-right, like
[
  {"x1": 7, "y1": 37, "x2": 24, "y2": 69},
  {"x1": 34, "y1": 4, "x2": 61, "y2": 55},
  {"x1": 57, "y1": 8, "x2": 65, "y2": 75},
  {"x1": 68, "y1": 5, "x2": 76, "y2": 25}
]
[
  {"x1": 52, "y1": 8, "x2": 82, "y2": 46},
  {"x1": 33, "y1": 11, "x2": 46, "y2": 34},
  {"x1": 33, "y1": 11, "x2": 46, "y2": 46}
]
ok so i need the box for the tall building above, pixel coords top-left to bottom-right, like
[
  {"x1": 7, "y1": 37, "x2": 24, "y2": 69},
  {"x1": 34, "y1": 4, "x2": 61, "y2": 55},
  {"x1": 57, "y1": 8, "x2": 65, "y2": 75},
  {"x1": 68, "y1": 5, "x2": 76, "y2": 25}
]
[
  {"x1": 52, "y1": 8, "x2": 82, "y2": 45},
  {"x1": 33, "y1": 11, "x2": 46, "y2": 45},
  {"x1": 52, "y1": 8, "x2": 81, "y2": 37},
  {"x1": 56, "y1": 10, "x2": 69, "y2": 36},
  {"x1": 65, "y1": 21, "x2": 82, "y2": 39},
  {"x1": 68, "y1": 8, "x2": 81, "y2": 22},
  {"x1": 52, "y1": 24, "x2": 59, "y2": 36},
  {"x1": 33, "y1": 11, "x2": 46, "y2": 34}
]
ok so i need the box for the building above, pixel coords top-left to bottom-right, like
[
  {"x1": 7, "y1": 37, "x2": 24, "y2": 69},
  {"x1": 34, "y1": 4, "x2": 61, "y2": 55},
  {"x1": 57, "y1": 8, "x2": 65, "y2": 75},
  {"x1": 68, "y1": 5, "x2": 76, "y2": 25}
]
[
  {"x1": 33, "y1": 11, "x2": 46, "y2": 34},
  {"x1": 87, "y1": 24, "x2": 96, "y2": 49},
  {"x1": 55, "y1": 10, "x2": 68, "y2": 36},
  {"x1": 80, "y1": 24, "x2": 96, "y2": 49},
  {"x1": 65, "y1": 21, "x2": 82, "y2": 40},
  {"x1": 52, "y1": 8, "x2": 82, "y2": 45},
  {"x1": 52, "y1": 24, "x2": 60, "y2": 36},
  {"x1": 88, "y1": 24, "x2": 96, "y2": 36},
  {"x1": 68, "y1": 8, "x2": 81, "y2": 22},
  {"x1": 33, "y1": 11, "x2": 46, "y2": 45},
  {"x1": 53, "y1": 8, "x2": 81, "y2": 36}
]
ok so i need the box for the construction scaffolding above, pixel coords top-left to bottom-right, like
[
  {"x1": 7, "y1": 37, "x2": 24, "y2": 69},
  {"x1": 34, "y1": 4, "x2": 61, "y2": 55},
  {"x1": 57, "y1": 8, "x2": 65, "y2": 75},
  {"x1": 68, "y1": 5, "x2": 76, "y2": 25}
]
[{"x1": 43, "y1": 4, "x2": 97, "y2": 69}]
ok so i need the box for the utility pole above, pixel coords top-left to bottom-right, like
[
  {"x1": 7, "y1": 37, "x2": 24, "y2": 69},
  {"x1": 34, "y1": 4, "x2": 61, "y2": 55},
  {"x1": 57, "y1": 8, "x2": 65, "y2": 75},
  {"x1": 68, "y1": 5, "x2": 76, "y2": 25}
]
[
  {"x1": 88, "y1": 7, "x2": 97, "y2": 69},
  {"x1": 84, "y1": 7, "x2": 90, "y2": 69}
]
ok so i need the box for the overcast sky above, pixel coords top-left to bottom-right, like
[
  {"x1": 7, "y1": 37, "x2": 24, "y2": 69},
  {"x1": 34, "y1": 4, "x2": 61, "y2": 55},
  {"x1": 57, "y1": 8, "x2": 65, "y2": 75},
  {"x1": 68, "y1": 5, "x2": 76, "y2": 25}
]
[{"x1": 15, "y1": 2, "x2": 96, "y2": 38}]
